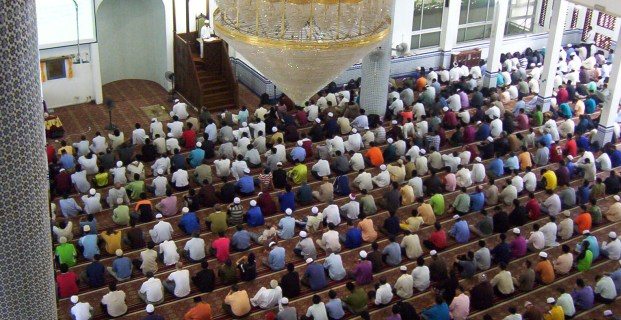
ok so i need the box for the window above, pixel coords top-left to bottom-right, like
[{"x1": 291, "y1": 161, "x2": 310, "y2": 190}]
[
  {"x1": 457, "y1": 0, "x2": 494, "y2": 43},
  {"x1": 597, "y1": 12, "x2": 616, "y2": 30},
  {"x1": 538, "y1": 0, "x2": 548, "y2": 27},
  {"x1": 45, "y1": 58, "x2": 67, "y2": 80},
  {"x1": 582, "y1": 9, "x2": 593, "y2": 41},
  {"x1": 594, "y1": 33, "x2": 613, "y2": 50},
  {"x1": 505, "y1": 0, "x2": 537, "y2": 35},
  {"x1": 411, "y1": 0, "x2": 444, "y2": 49},
  {"x1": 570, "y1": 8, "x2": 579, "y2": 29}
]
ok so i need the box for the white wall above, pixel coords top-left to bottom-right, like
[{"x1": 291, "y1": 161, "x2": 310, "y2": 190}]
[{"x1": 174, "y1": 0, "x2": 208, "y2": 33}]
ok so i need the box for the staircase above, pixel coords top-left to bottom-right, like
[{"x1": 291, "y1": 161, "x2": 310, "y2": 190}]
[{"x1": 174, "y1": 33, "x2": 238, "y2": 111}]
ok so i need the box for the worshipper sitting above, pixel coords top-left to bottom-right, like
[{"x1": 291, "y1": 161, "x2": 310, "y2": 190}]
[{"x1": 250, "y1": 279, "x2": 283, "y2": 309}]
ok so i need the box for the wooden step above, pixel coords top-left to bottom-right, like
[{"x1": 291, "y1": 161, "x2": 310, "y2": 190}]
[{"x1": 201, "y1": 83, "x2": 230, "y2": 94}]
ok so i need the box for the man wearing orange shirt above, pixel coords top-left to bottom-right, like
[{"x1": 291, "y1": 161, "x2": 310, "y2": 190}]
[
  {"x1": 534, "y1": 252, "x2": 555, "y2": 285},
  {"x1": 223, "y1": 284, "x2": 251, "y2": 318},
  {"x1": 415, "y1": 76, "x2": 427, "y2": 92},
  {"x1": 518, "y1": 146, "x2": 533, "y2": 170},
  {"x1": 184, "y1": 296, "x2": 212, "y2": 320},
  {"x1": 364, "y1": 142, "x2": 384, "y2": 167},
  {"x1": 574, "y1": 210, "x2": 592, "y2": 234}
]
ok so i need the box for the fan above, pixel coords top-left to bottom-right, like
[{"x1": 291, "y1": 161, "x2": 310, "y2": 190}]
[
  {"x1": 392, "y1": 42, "x2": 410, "y2": 57},
  {"x1": 165, "y1": 71, "x2": 176, "y2": 101},
  {"x1": 104, "y1": 98, "x2": 117, "y2": 131}
]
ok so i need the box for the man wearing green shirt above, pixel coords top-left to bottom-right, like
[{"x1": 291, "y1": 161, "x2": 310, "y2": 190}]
[
  {"x1": 55, "y1": 237, "x2": 77, "y2": 267},
  {"x1": 452, "y1": 187, "x2": 471, "y2": 216},
  {"x1": 125, "y1": 174, "x2": 145, "y2": 201},
  {"x1": 112, "y1": 198, "x2": 130, "y2": 226},
  {"x1": 287, "y1": 160, "x2": 308, "y2": 185},
  {"x1": 429, "y1": 193, "x2": 445, "y2": 216},
  {"x1": 205, "y1": 205, "x2": 228, "y2": 233},
  {"x1": 532, "y1": 105, "x2": 543, "y2": 127},
  {"x1": 588, "y1": 199, "x2": 602, "y2": 225},
  {"x1": 342, "y1": 282, "x2": 368, "y2": 314}
]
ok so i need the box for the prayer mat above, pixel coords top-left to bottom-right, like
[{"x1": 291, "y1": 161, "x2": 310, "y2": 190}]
[{"x1": 140, "y1": 104, "x2": 170, "y2": 122}]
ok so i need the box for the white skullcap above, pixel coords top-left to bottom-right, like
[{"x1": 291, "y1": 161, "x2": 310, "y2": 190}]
[
  {"x1": 250, "y1": 200, "x2": 257, "y2": 206},
  {"x1": 476, "y1": 121, "x2": 482, "y2": 125},
  {"x1": 567, "y1": 155, "x2": 574, "y2": 160},
  {"x1": 243, "y1": 168, "x2": 251, "y2": 174},
  {"x1": 475, "y1": 157, "x2": 481, "y2": 162},
  {"x1": 174, "y1": 99, "x2": 180, "y2": 103},
  {"x1": 567, "y1": 43, "x2": 572, "y2": 47},
  {"x1": 116, "y1": 197, "x2": 124, "y2": 205},
  {"x1": 70, "y1": 296, "x2": 79, "y2": 304},
  {"x1": 391, "y1": 120, "x2": 398, "y2": 125},
  {"x1": 146, "y1": 304, "x2": 155, "y2": 313},
  {"x1": 513, "y1": 228, "x2": 521, "y2": 234},
  {"x1": 609, "y1": 232, "x2": 617, "y2": 238},
  {"x1": 562, "y1": 210, "x2": 571, "y2": 217},
  {"x1": 539, "y1": 252, "x2": 548, "y2": 258},
  {"x1": 537, "y1": 63, "x2": 542, "y2": 66},
  {"x1": 151, "y1": 118, "x2": 157, "y2": 122},
  {"x1": 400, "y1": 266, "x2": 407, "y2": 271},
  {"x1": 182, "y1": 207, "x2": 189, "y2": 213},
  {"x1": 306, "y1": 258, "x2": 314, "y2": 263},
  {"x1": 380, "y1": 164, "x2": 387, "y2": 171},
  {"x1": 59, "y1": 168, "x2": 65, "y2": 172},
  {"x1": 583, "y1": 230, "x2": 590, "y2": 235},
  {"x1": 167, "y1": 132, "x2": 174, "y2": 137},
  {"x1": 281, "y1": 298, "x2": 289, "y2": 305},
  {"x1": 604, "y1": 310, "x2": 613, "y2": 316},
  {"x1": 387, "y1": 138, "x2": 394, "y2": 144},
  {"x1": 221, "y1": 113, "x2": 226, "y2": 118},
  {"x1": 268, "y1": 241, "x2": 276, "y2": 247},
  {"x1": 59, "y1": 236, "x2": 67, "y2": 244},
  {"x1": 487, "y1": 136, "x2": 494, "y2": 142},
  {"x1": 277, "y1": 162, "x2": 283, "y2": 166},
  {"x1": 234, "y1": 197, "x2": 241, "y2": 204},
  {"x1": 157, "y1": 168, "x2": 164, "y2": 175},
  {"x1": 351, "y1": 128, "x2": 357, "y2": 134},
  {"x1": 311, "y1": 207, "x2": 319, "y2": 214},
  {"x1": 285, "y1": 208, "x2": 292, "y2": 215},
  {"x1": 299, "y1": 231, "x2": 307, "y2": 238},
  {"x1": 349, "y1": 193, "x2": 356, "y2": 200},
  {"x1": 359, "y1": 250, "x2": 368, "y2": 258},
  {"x1": 297, "y1": 140, "x2": 303, "y2": 146},
  {"x1": 89, "y1": 188, "x2": 96, "y2": 196},
  {"x1": 315, "y1": 118, "x2": 321, "y2": 124},
  {"x1": 420, "y1": 149, "x2": 426, "y2": 155},
  {"x1": 524, "y1": 301, "x2": 533, "y2": 307},
  {"x1": 242, "y1": 122, "x2": 247, "y2": 127},
  {"x1": 196, "y1": 142, "x2": 202, "y2": 148},
  {"x1": 615, "y1": 195, "x2": 621, "y2": 202},
  {"x1": 169, "y1": 111, "x2": 175, "y2": 117},
  {"x1": 453, "y1": 214, "x2": 460, "y2": 219},
  {"x1": 156, "y1": 213, "x2": 163, "y2": 219},
  {"x1": 270, "y1": 279, "x2": 278, "y2": 288},
  {"x1": 116, "y1": 161, "x2": 123, "y2": 168},
  {"x1": 328, "y1": 112, "x2": 334, "y2": 117},
  {"x1": 442, "y1": 107, "x2": 449, "y2": 112},
  {"x1": 430, "y1": 250, "x2": 438, "y2": 256},
  {"x1": 115, "y1": 249, "x2": 123, "y2": 257},
  {"x1": 83, "y1": 225, "x2": 91, "y2": 232},
  {"x1": 547, "y1": 297, "x2": 555, "y2": 304}
]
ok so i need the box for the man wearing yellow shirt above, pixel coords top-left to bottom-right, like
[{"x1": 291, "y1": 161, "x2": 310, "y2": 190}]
[
  {"x1": 400, "y1": 210, "x2": 423, "y2": 232},
  {"x1": 416, "y1": 197, "x2": 437, "y2": 225},
  {"x1": 100, "y1": 228, "x2": 123, "y2": 255},
  {"x1": 544, "y1": 297, "x2": 565, "y2": 320},
  {"x1": 223, "y1": 284, "x2": 251, "y2": 318},
  {"x1": 541, "y1": 169, "x2": 557, "y2": 191},
  {"x1": 287, "y1": 160, "x2": 308, "y2": 185}
]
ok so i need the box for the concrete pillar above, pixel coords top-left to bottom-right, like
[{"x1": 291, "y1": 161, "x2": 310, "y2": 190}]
[
  {"x1": 536, "y1": 0, "x2": 568, "y2": 111},
  {"x1": 360, "y1": 0, "x2": 396, "y2": 117},
  {"x1": 0, "y1": 1, "x2": 57, "y2": 319},
  {"x1": 439, "y1": 0, "x2": 461, "y2": 67},
  {"x1": 90, "y1": 43, "x2": 104, "y2": 104},
  {"x1": 482, "y1": 0, "x2": 509, "y2": 88},
  {"x1": 596, "y1": 27, "x2": 621, "y2": 147}
]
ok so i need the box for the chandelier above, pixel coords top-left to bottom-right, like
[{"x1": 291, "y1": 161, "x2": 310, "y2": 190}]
[{"x1": 213, "y1": 0, "x2": 392, "y2": 105}]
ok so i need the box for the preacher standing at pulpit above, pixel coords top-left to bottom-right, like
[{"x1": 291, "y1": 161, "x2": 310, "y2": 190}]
[{"x1": 198, "y1": 20, "x2": 214, "y2": 58}]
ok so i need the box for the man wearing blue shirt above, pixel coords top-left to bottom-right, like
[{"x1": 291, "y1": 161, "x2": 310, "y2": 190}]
[
  {"x1": 263, "y1": 242, "x2": 286, "y2": 271},
  {"x1": 487, "y1": 155, "x2": 504, "y2": 178},
  {"x1": 584, "y1": 97, "x2": 596, "y2": 114},
  {"x1": 278, "y1": 209, "x2": 296, "y2": 239},
  {"x1": 178, "y1": 207, "x2": 200, "y2": 235},
  {"x1": 449, "y1": 215, "x2": 470, "y2": 244},
  {"x1": 289, "y1": 144, "x2": 306, "y2": 163},
  {"x1": 83, "y1": 254, "x2": 106, "y2": 288},
  {"x1": 231, "y1": 225, "x2": 252, "y2": 251},
  {"x1": 538, "y1": 131, "x2": 552, "y2": 148},
  {"x1": 236, "y1": 174, "x2": 257, "y2": 196},
  {"x1": 421, "y1": 295, "x2": 450, "y2": 320},
  {"x1": 340, "y1": 220, "x2": 362, "y2": 249},
  {"x1": 475, "y1": 122, "x2": 491, "y2": 141},
  {"x1": 187, "y1": 143, "x2": 205, "y2": 168},
  {"x1": 78, "y1": 225, "x2": 99, "y2": 260},
  {"x1": 382, "y1": 236, "x2": 402, "y2": 266},
  {"x1": 278, "y1": 186, "x2": 295, "y2": 212},
  {"x1": 59, "y1": 151, "x2": 76, "y2": 170},
  {"x1": 469, "y1": 187, "x2": 485, "y2": 212},
  {"x1": 576, "y1": 231, "x2": 600, "y2": 260},
  {"x1": 107, "y1": 249, "x2": 132, "y2": 281},
  {"x1": 504, "y1": 153, "x2": 519, "y2": 171},
  {"x1": 302, "y1": 258, "x2": 328, "y2": 291},
  {"x1": 323, "y1": 253, "x2": 347, "y2": 281},
  {"x1": 245, "y1": 200, "x2": 264, "y2": 227},
  {"x1": 325, "y1": 290, "x2": 345, "y2": 320}
]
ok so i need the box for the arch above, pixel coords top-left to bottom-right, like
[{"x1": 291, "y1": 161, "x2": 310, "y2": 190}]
[{"x1": 96, "y1": 0, "x2": 168, "y2": 88}]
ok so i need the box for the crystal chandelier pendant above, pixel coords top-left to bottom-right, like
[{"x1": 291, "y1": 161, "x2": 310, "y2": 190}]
[{"x1": 214, "y1": 0, "x2": 391, "y2": 105}]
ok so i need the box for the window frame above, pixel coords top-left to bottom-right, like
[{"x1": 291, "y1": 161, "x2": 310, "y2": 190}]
[{"x1": 410, "y1": 0, "x2": 444, "y2": 50}]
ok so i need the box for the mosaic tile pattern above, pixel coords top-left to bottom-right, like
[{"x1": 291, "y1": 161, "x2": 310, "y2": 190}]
[{"x1": 0, "y1": 1, "x2": 57, "y2": 318}]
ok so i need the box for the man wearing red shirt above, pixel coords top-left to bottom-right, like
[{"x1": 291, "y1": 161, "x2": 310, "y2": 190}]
[
  {"x1": 423, "y1": 222, "x2": 447, "y2": 251},
  {"x1": 564, "y1": 133, "x2": 578, "y2": 157},
  {"x1": 549, "y1": 143, "x2": 563, "y2": 163},
  {"x1": 442, "y1": 109, "x2": 458, "y2": 129},
  {"x1": 181, "y1": 123, "x2": 197, "y2": 149},
  {"x1": 211, "y1": 232, "x2": 231, "y2": 263},
  {"x1": 46, "y1": 143, "x2": 56, "y2": 164},
  {"x1": 56, "y1": 264, "x2": 79, "y2": 298},
  {"x1": 55, "y1": 169, "x2": 73, "y2": 196},
  {"x1": 525, "y1": 193, "x2": 541, "y2": 220},
  {"x1": 556, "y1": 85, "x2": 569, "y2": 104}
]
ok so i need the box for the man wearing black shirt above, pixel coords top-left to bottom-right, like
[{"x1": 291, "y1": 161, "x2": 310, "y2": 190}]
[
  {"x1": 124, "y1": 219, "x2": 145, "y2": 250},
  {"x1": 192, "y1": 261, "x2": 215, "y2": 292},
  {"x1": 605, "y1": 170, "x2": 621, "y2": 194},
  {"x1": 280, "y1": 263, "x2": 301, "y2": 298},
  {"x1": 493, "y1": 206, "x2": 510, "y2": 233},
  {"x1": 429, "y1": 251, "x2": 448, "y2": 283},
  {"x1": 491, "y1": 233, "x2": 512, "y2": 265},
  {"x1": 379, "y1": 182, "x2": 401, "y2": 215},
  {"x1": 272, "y1": 163, "x2": 288, "y2": 189},
  {"x1": 218, "y1": 177, "x2": 236, "y2": 204},
  {"x1": 367, "y1": 242, "x2": 384, "y2": 273},
  {"x1": 138, "y1": 138, "x2": 158, "y2": 162},
  {"x1": 509, "y1": 199, "x2": 529, "y2": 227},
  {"x1": 424, "y1": 172, "x2": 443, "y2": 196},
  {"x1": 470, "y1": 274, "x2": 494, "y2": 310},
  {"x1": 380, "y1": 211, "x2": 400, "y2": 236}
]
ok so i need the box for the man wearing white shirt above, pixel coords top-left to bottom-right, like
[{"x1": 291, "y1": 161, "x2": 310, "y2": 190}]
[
  {"x1": 374, "y1": 278, "x2": 393, "y2": 305},
  {"x1": 411, "y1": 256, "x2": 430, "y2": 291},
  {"x1": 327, "y1": 135, "x2": 345, "y2": 156},
  {"x1": 171, "y1": 100, "x2": 189, "y2": 120},
  {"x1": 471, "y1": 157, "x2": 486, "y2": 183},
  {"x1": 415, "y1": 151, "x2": 429, "y2": 176},
  {"x1": 82, "y1": 189, "x2": 102, "y2": 214},
  {"x1": 596, "y1": 152, "x2": 612, "y2": 171},
  {"x1": 523, "y1": 168, "x2": 537, "y2": 192},
  {"x1": 353, "y1": 170, "x2": 373, "y2": 191},
  {"x1": 184, "y1": 232, "x2": 206, "y2": 262},
  {"x1": 151, "y1": 172, "x2": 168, "y2": 197},
  {"x1": 149, "y1": 214, "x2": 173, "y2": 244},
  {"x1": 73, "y1": 136, "x2": 91, "y2": 156},
  {"x1": 394, "y1": 266, "x2": 414, "y2": 298},
  {"x1": 540, "y1": 216, "x2": 559, "y2": 247},
  {"x1": 164, "y1": 262, "x2": 191, "y2": 298},
  {"x1": 447, "y1": 93, "x2": 461, "y2": 111},
  {"x1": 248, "y1": 120, "x2": 265, "y2": 139},
  {"x1": 349, "y1": 151, "x2": 365, "y2": 171},
  {"x1": 470, "y1": 65, "x2": 482, "y2": 79},
  {"x1": 138, "y1": 273, "x2": 165, "y2": 304},
  {"x1": 490, "y1": 117, "x2": 503, "y2": 137},
  {"x1": 317, "y1": 224, "x2": 341, "y2": 253},
  {"x1": 389, "y1": 98, "x2": 404, "y2": 116},
  {"x1": 372, "y1": 165, "x2": 390, "y2": 188},
  {"x1": 159, "y1": 239, "x2": 180, "y2": 266},
  {"x1": 165, "y1": 134, "x2": 180, "y2": 153},
  {"x1": 442, "y1": 152, "x2": 461, "y2": 173},
  {"x1": 150, "y1": 118, "x2": 165, "y2": 139},
  {"x1": 485, "y1": 105, "x2": 500, "y2": 120},
  {"x1": 274, "y1": 143, "x2": 287, "y2": 163},
  {"x1": 304, "y1": 102, "x2": 319, "y2": 122},
  {"x1": 511, "y1": 173, "x2": 524, "y2": 193},
  {"x1": 167, "y1": 117, "x2": 184, "y2": 138},
  {"x1": 100, "y1": 283, "x2": 127, "y2": 318},
  {"x1": 311, "y1": 159, "x2": 331, "y2": 179},
  {"x1": 132, "y1": 123, "x2": 146, "y2": 146},
  {"x1": 456, "y1": 166, "x2": 472, "y2": 188},
  {"x1": 230, "y1": 158, "x2": 249, "y2": 181},
  {"x1": 449, "y1": 65, "x2": 461, "y2": 82},
  {"x1": 91, "y1": 132, "x2": 108, "y2": 154},
  {"x1": 152, "y1": 154, "x2": 171, "y2": 177},
  {"x1": 70, "y1": 296, "x2": 93, "y2": 320},
  {"x1": 412, "y1": 102, "x2": 425, "y2": 121},
  {"x1": 345, "y1": 129, "x2": 363, "y2": 152},
  {"x1": 323, "y1": 204, "x2": 341, "y2": 227},
  {"x1": 153, "y1": 134, "x2": 166, "y2": 154},
  {"x1": 408, "y1": 176, "x2": 424, "y2": 198},
  {"x1": 78, "y1": 153, "x2": 98, "y2": 174},
  {"x1": 351, "y1": 113, "x2": 369, "y2": 131},
  {"x1": 198, "y1": 20, "x2": 214, "y2": 58},
  {"x1": 601, "y1": 231, "x2": 621, "y2": 260},
  {"x1": 527, "y1": 224, "x2": 545, "y2": 251},
  {"x1": 110, "y1": 161, "x2": 127, "y2": 185},
  {"x1": 171, "y1": 168, "x2": 189, "y2": 190}
]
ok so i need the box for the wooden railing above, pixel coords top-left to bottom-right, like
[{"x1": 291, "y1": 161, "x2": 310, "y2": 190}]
[
  {"x1": 219, "y1": 41, "x2": 239, "y2": 106},
  {"x1": 173, "y1": 34, "x2": 202, "y2": 108}
]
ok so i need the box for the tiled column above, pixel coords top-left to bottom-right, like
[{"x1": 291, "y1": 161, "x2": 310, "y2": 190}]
[
  {"x1": 0, "y1": 1, "x2": 57, "y2": 319},
  {"x1": 536, "y1": 0, "x2": 568, "y2": 111},
  {"x1": 439, "y1": 0, "x2": 462, "y2": 67},
  {"x1": 360, "y1": 0, "x2": 396, "y2": 117},
  {"x1": 596, "y1": 27, "x2": 621, "y2": 146},
  {"x1": 482, "y1": 0, "x2": 509, "y2": 88}
]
